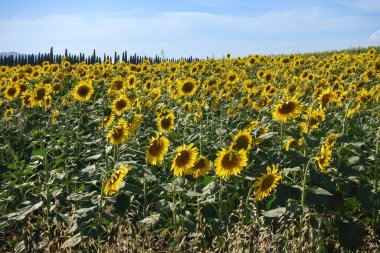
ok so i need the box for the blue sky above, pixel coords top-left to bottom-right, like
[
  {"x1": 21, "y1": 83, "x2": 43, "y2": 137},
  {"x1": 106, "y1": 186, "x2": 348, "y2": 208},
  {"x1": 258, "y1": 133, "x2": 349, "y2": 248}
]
[{"x1": 0, "y1": 0, "x2": 379, "y2": 58}]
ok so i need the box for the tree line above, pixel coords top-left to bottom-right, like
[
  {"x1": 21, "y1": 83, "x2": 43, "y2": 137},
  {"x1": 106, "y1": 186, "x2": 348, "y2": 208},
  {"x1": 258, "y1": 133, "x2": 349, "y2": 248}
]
[{"x1": 0, "y1": 47, "x2": 199, "y2": 66}]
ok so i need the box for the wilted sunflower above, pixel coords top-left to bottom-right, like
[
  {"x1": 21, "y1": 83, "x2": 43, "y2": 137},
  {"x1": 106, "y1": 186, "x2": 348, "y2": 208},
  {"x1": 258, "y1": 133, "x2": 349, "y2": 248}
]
[
  {"x1": 191, "y1": 156, "x2": 211, "y2": 177},
  {"x1": 157, "y1": 111, "x2": 175, "y2": 132},
  {"x1": 73, "y1": 80, "x2": 94, "y2": 102},
  {"x1": 171, "y1": 143, "x2": 198, "y2": 176},
  {"x1": 272, "y1": 97, "x2": 302, "y2": 122},
  {"x1": 112, "y1": 94, "x2": 130, "y2": 115},
  {"x1": 107, "y1": 118, "x2": 130, "y2": 145},
  {"x1": 215, "y1": 148, "x2": 248, "y2": 179},
  {"x1": 103, "y1": 165, "x2": 131, "y2": 196},
  {"x1": 4, "y1": 85, "x2": 20, "y2": 100},
  {"x1": 146, "y1": 133, "x2": 170, "y2": 165},
  {"x1": 253, "y1": 165, "x2": 282, "y2": 201},
  {"x1": 230, "y1": 130, "x2": 253, "y2": 151}
]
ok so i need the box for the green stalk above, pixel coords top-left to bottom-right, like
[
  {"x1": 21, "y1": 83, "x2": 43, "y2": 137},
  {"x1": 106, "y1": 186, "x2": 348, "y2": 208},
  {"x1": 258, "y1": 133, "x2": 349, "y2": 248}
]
[
  {"x1": 218, "y1": 177, "x2": 223, "y2": 221},
  {"x1": 373, "y1": 127, "x2": 379, "y2": 236},
  {"x1": 172, "y1": 178, "x2": 177, "y2": 230}
]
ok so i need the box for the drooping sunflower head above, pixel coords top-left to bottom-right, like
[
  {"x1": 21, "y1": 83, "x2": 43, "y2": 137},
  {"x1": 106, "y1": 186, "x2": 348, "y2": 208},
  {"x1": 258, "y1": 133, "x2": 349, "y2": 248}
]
[
  {"x1": 272, "y1": 97, "x2": 302, "y2": 122},
  {"x1": 171, "y1": 143, "x2": 198, "y2": 176},
  {"x1": 112, "y1": 94, "x2": 130, "y2": 115},
  {"x1": 4, "y1": 108, "x2": 14, "y2": 120},
  {"x1": 230, "y1": 130, "x2": 253, "y2": 151},
  {"x1": 253, "y1": 165, "x2": 282, "y2": 201},
  {"x1": 103, "y1": 113, "x2": 115, "y2": 129},
  {"x1": 315, "y1": 145, "x2": 332, "y2": 173},
  {"x1": 103, "y1": 165, "x2": 131, "y2": 196},
  {"x1": 107, "y1": 118, "x2": 130, "y2": 145},
  {"x1": 146, "y1": 133, "x2": 170, "y2": 165},
  {"x1": 284, "y1": 138, "x2": 303, "y2": 151},
  {"x1": 191, "y1": 156, "x2": 211, "y2": 178},
  {"x1": 215, "y1": 148, "x2": 248, "y2": 179},
  {"x1": 72, "y1": 80, "x2": 94, "y2": 102}
]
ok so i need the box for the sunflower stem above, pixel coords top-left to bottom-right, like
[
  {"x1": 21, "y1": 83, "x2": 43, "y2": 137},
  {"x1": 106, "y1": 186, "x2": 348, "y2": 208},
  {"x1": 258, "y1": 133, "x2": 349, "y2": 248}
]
[
  {"x1": 300, "y1": 158, "x2": 313, "y2": 222},
  {"x1": 218, "y1": 177, "x2": 223, "y2": 221},
  {"x1": 373, "y1": 127, "x2": 379, "y2": 236},
  {"x1": 172, "y1": 178, "x2": 177, "y2": 232},
  {"x1": 143, "y1": 176, "x2": 147, "y2": 217},
  {"x1": 279, "y1": 122, "x2": 284, "y2": 150}
]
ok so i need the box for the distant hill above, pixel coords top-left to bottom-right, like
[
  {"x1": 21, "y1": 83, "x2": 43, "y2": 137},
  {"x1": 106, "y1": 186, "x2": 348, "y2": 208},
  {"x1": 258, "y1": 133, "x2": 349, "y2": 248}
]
[{"x1": 0, "y1": 52, "x2": 27, "y2": 57}]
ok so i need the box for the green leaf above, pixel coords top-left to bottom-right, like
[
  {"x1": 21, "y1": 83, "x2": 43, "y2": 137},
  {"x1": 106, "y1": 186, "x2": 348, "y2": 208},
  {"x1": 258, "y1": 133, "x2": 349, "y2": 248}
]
[
  {"x1": 257, "y1": 132, "x2": 277, "y2": 139},
  {"x1": 61, "y1": 233, "x2": 82, "y2": 248},
  {"x1": 310, "y1": 187, "x2": 333, "y2": 196},
  {"x1": 138, "y1": 214, "x2": 160, "y2": 224},
  {"x1": 262, "y1": 207, "x2": 286, "y2": 218}
]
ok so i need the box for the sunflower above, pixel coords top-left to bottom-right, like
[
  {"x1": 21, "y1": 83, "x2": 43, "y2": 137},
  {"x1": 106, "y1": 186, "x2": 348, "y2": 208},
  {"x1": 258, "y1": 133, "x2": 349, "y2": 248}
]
[
  {"x1": 253, "y1": 165, "x2": 282, "y2": 201},
  {"x1": 171, "y1": 143, "x2": 198, "y2": 176},
  {"x1": 146, "y1": 133, "x2": 170, "y2": 165},
  {"x1": 72, "y1": 80, "x2": 94, "y2": 102},
  {"x1": 4, "y1": 85, "x2": 20, "y2": 100},
  {"x1": 191, "y1": 156, "x2": 211, "y2": 177},
  {"x1": 284, "y1": 138, "x2": 303, "y2": 151},
  {"x1": 301, "y1": 107, "x2": 326, "y2": 133},
  {"x1": 178, "y1": 78, "x2": 199, "y2": 97},
  {"x1": 157, "y1": 111, "x2": 175, "y2": 132},
  {"x1": 31, "y1": 83, "x2": 52, "y2": 107},
  {"x1": 226, "y1": 70, "x2": 239, "y2": 85},
  {"x1": 112, "y1": 94, "x2": 130, "y2": 115},
  {"x1": 4, "y1": 108, "x2": 14, "y2": 120},
  {"x1": 319, "y1": 88, "x2": 336, "y2": 109},
  {"x1": 128, "y1": 114, "x2": 143, "y2": 134},
  {"x1": 315, "y1": 145, "x2": 332, "y2": 173},
  {"x1": 103, "y1": 165, "x2": 131, "y2": 196},
  {"x1": 230, "y1": 130, "x2": 253, "y2": 151},
  {"x1": 107, "y1": 118, "x2": 130, "y2": 145},
  {"x1": 126, "y1": 74, "x2": 138, "y2": 89},
  {"x1": 272, "y1": 97, "x2": 302, "y2": 122},
  {"x1": 103, "y1": 113, "x2": 115, "y2": 128},
  {"x1": 215, "y1": 148, "x2": 248, "y2": 179}
]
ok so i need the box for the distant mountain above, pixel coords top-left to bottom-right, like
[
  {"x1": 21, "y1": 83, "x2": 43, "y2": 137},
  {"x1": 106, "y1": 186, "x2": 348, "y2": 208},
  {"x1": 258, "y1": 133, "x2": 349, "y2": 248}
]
[{"x1": 0, "y1": 52, "x2": 28, "y2": 57}]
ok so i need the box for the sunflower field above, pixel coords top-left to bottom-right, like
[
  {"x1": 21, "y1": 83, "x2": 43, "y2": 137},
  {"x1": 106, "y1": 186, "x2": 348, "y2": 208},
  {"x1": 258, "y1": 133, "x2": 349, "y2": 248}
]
[{"x1": 0, "y1": 48, "x2": 379, "y2": 252}]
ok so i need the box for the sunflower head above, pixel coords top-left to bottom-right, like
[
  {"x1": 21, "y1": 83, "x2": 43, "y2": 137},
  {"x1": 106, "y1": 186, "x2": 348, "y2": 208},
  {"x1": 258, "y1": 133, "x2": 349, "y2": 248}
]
[
  {"x1": 253, "y1": 165, "x2": 282, "y2": 201},
  {"x1": 230, "y1": 130, "x2": 253, "y2": 151},
  {"x1": 73, "y1": 80, "x2": 94, "y2": 102},
  {"x1": 171, "y1": 143, "x2": 198, "y2": 176},
  {"x1": 191, "y1": 156, "x2": 211, "y2": 178},
  {"x1": 112, "y1": 94, "x2": 130, "y2": 115},
  {"x1": 272, "y1": 97, "x2": 302, "y2": 122},
  {"x1": 179, "y1": 78, "x2": 198, "y2": 97},
  {"x1": 4, "y1": 85, "x2": 20, "y2": 100},
  {"x1": 146, "y1": 133, "x2": 170, "y2": 165},
  {"x1": 215, "y1": 148, "x2": 248, "y2": 179},
  {"x1": 103, "y1": 165, "x2": 131, "y2": 196},
  {"x1": 157, "y1": 110, "x2": 175, "y2": 133},
  {"x1": 107, "y1": 118, "x2": 130, "y2": 145}
]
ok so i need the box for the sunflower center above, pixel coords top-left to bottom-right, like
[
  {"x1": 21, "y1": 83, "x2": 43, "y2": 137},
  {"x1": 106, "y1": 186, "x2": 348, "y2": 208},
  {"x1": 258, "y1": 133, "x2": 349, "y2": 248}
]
[
  {"x1": 194, "y1": 158, "x2": 205, "y2": 169},
  {"x1": 321, "y1": 94, "x2": 331, "y2": 107},
  {"x1": 234, "y1": 136, "x2": 250, "y2": 150},
  {"x1": 114, "y1": 80, "x2": 124, "y2": 90},
  {"x1": 229, "y1": 75, "x2": 236, "y2": 82},
  {"x1": 221, "y1": 153, "x2": 239, "y2": 170},
  {"x1": 175, "y1": 150, "x2": 190, "y2": 167},
  {"x1": 149, "y1": 140, "x2": 161, "y2": 156},
  {"x1": 160, "y1": 117, "x2": 172, "y2": 130},
  {"x1": 260, "y1": 174, "x2": 275, "y2": 191},
  {"x1": 278, "y1": 101, "x2": 296, "y2": 114},
  {"x1": 36, "y1": 88, "x2": 46, "y2": 100},
  {"x1": 116, "y1": 99, "x2": 127, "y2": 111},
  {"x1": 182, "y1": 81, "x2": 195, "y2": 93},
  {"x1": 77, "y1": 85, "x2": 90, "y2": 97},
  {"x1": 7, "y1": 87, "x2": 16, "y2": 96}
]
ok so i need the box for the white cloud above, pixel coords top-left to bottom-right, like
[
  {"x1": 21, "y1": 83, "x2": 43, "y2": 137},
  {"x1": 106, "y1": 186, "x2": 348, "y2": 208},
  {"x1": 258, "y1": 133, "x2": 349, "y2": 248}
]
[
  {"x1": 0, "y1": 8, "x2": 377, "y2": 58},
  {"x1": 369, "y1": 29, "x2": 380, "y2": 41}
]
